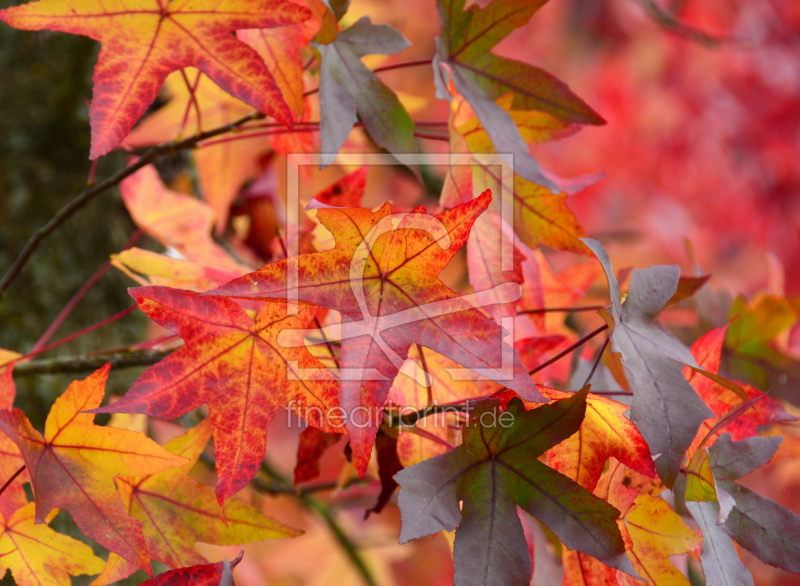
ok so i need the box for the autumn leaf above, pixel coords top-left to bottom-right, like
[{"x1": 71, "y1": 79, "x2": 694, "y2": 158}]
[
  {"x1": 112, "y1": 248, "x2": 246, "y2": 293},
  {"x1": 113, "y1": 420, "x2": 300, "y2": 575},
  {"x1": 312, "y1": 16, "x2": 417, "y2": 165},
  {"x1": 123, "y1": 70, "x2": 274, "y2": 231},
  {"x1": 0, "y1": 364, "x2": 188, "y2": 575},
  {"x1": 434, "y1": 0, "x2": 603, "y2": 188},
  {"x1": 389, "y1": 344, "x2": 496, "y2": 468},
  {"x1": 708, "y1": 432, "x2": 800, "y2": 573},
  {"x1": 363, "y1": 427, "x2": 404, "y2": 519},
  {"x1": 120, "y1": 165, "x2": 250, "y2": 273},
  {"x1": 0, "y1": 350, "x2": 29, "y2": 510},
  {"x1": 0, "y1": 0, "x2": 310, "y2": 159},
  {"x1": 138, "y1": 551, "x2": 243, "y2": 586},
  {"x1": 685, "y1": 326, "x2": 793, "y2": 449},
  {"x1": 294, "y1": 427, "x2": 341, "y2": 484},
  {"x1": 395, "y1": 391, "x2": 635, "y2": 585},
  {"x1": 685, "y1": 499, "x2": 753, "y2": 586},
  {"x1": 0, "y1": 501, "x2": 105, "y2": 586},
  {"x1": 92, "y1": 287, "x2": 341, "y2": 505},
  {"x1": 539, "y1": 388, "x2": 655, "y2": 491},
  {"x1": 210, "y1": 192, "x2": 546, "y2": 475},
  {"x1": 444, "y1": 94, "x2": 590, "y2": 255},
  {"x1": 583, "y1": 238, "x2": 714, "y2": 487},
  {"x1": 618, "y1": 493, "x2": 701, "y2": 586}
]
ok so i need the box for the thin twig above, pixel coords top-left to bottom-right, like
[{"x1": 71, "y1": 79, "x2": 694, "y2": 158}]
[
  {"x1": 583, "y1": 336, "x2": 610, "y2": 387},
  {"x1": 528, "y1": 325, "x2": 609, "y2": 376},
  {"x1": 30, "y1": 229, "x2": 142, "y2": 354},
  {"x1": 0, "y1": 108, "x2": 266, "y2": 298},
  {"x1": 636, "y1": 0, "x2": 743, "y2": 47},
  {"x1": 12, "y1": 348, "x2": 172, "y2": 377},
  {"x1": 517, "y1": 305, "x2": 605, "y2": 315},
  {"x1": 256, "y1": 461, "x2": 378, "y2": 586}
]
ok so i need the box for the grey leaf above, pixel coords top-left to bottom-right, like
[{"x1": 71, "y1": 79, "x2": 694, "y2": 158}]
[
  {"x1": 686, "y1": 500, "x2": 754, "y2": 586},
  {"x1": 709, "y1": 433, "x2": 782, "y2": 481}
]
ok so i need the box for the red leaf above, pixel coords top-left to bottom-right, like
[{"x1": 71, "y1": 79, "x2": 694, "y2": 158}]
[{"x1": 0, "y1": 0, "x2": 310, "y2": 158}]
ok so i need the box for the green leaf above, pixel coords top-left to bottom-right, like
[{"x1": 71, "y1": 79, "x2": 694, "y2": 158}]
[
  {"x1": 395, "y1": 390, "x2": 635, "y2": 585},
  {"x1": 583, "y1": 238, "x2": 714, "y2": 487},
  {"x1": 435, "y1": 0, "x2": 603, "y2": 190},
  {"x1": 312, "y1": 17, "x2": 417, "y2": 166}
]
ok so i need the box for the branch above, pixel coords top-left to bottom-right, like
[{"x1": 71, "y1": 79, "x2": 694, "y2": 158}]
[
  {"x1": 636, "y1": 0, "x2": 743, "y2": 47},
  {"x1": 0, "y1": 109, "x2": 266, "y2": 298},
  {"x1": 255, "y1": 461, "x2": 378, "y2": 586},
  {"x1": 12, "y1": 348, "x2": 173, "y2": 377}
]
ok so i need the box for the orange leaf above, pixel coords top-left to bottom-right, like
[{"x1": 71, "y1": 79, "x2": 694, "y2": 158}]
[
  {"x1": 0, "y1": 0, "x2": 310, "y2": 158},
  {"x1": 0, "y1": 501, "x2": 105, "y2": 586},
  {"x1": 0, "y1": 365, "x2": 187, "y2": 575},
  {"x1": 619, "y1": 494, "x2": 701, "y2": 586},
  {"x1": 120, "y1": 165, "x2": 249, "y2": 273},
  {"x1": 211, "y1": 192, "x2": 546, "y2": 474},
  {"x1": 93, "y1": 288, "x2": 341, "y2": 505},
  {"x1": 113, "y1": 420, "x2": 300, "y2": 572}
]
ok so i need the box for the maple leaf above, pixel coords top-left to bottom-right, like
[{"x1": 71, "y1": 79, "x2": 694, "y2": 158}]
[
  {"x1": 312, "y1": 16, "x2": 417, "y2": 165},
  {"x1": 583, "y1": 238, "x2": 714, "y2": 487},
  {"x1": 0, "y1": 364, "x2": 187, "y2": 575},
  {"x1": 707, "y1": 432, "x2": 800, "y2": 573},
  {"x1": 209, "y1": 192, "x2": 546, "y2": 475},
  {"x1": 684, "y1": 325, "x2": 793, "y2": 454},
  {"x1": 443, "y1": 95, "x2": 590, "y2": 255},
  {"x1": 123, "y1": 70, "x2": 275, "y2": 231},
  {"x1": 114, "y1": 420, "x2": 300, "y2": 574},
  {"x1": 539, "y1": 388, "x2": 655, "y2": 491},
  {"x1": 618, "y1": 493, "x2": 702, "y2": 586},
  {"x1": 92, "y1": 287, "x2": 340, "y2": 505},
  {"x1": 395, "y1": 391, "x2": 635, "y2": 585},
  {"x1": 120, "y1": 164, "x2": 250, "y2": 273},
  {"x1": 294, "y1": 427, "x2": 341, "y2": 484},
  {"x1": 434, "y1": 0, "x2": 603, "y2": 189},
  {"x1": 0, "y1": 0, "x2": 310, "y2": 159},
  {"x1": 389, "y1": 344, "x2": 497, "y2": 468},
  {"x1": 0, "y1": 501, "x2": 105, "y2": 586},
  {"x1": 138, "y1": 551, "x2": 243, "y2": 586}
]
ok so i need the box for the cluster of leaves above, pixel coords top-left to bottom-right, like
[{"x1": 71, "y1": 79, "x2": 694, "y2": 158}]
[{"x1": 0, "y1": 0, "x2": 799, "y2": 585}]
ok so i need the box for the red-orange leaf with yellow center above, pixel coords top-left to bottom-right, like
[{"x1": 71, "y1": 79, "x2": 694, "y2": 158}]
[
  {"x1": 0, "y1": 0, "x2": 310, "y2": 159},
  {"x1": 210, "y1": 192, "x2": 546, "y2": 474},
  {"x1": 92, "y1": 420, "x2": 300, "y2": 585},
  {"x1": 93, "y1": 287, "x2": 341, "y2": 505},
  {"x1": 0, "y1": 364, "x2": 188, "y2": 575}
]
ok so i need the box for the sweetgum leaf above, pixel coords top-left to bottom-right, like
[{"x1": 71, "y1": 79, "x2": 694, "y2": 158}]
[
  {"x1": 583, "y1": 238, "x2": 714, "y2": 487},
  {"x1": 395, "y1": 390, "x2": 634, "y2": 585},
  {"x1": 706, "y1": 433, "x2": 800, "y2": 573},
  {"x1": 0, "y1": 0, "x2": 309, "y2": 159},
  {"x1": 114, "y1": 420, "x2": 300, "y2": 571},
  {"x1": 92, "y1": 288, "x2": 340, "y2": 505},
  {"x1": 435, "y1": 0, "x2": 603, "y2": 189},
  {"x1": 312, "y1": 17, "x2": 416, "y2": 166},
  {"x1": 0, "y1": 501, "x2": 105, "y2": 586},
  {"x1": 0, "y1": 365, "x2": 187, "y2": 575},
  {"x1": 137, "y1": 551, "x2": 243, "y2": 586},
  {"x1": 685, "y1": 500, "x2": 754, "y2": 586},
  {"x1": 210, "y1": 192, "x2": 545, "y2": 475}
]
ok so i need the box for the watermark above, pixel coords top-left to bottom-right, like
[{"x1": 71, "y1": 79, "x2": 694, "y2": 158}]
[
  {"x1": 286, "y1": 398, "x2": 516, "y2": 430},
  {"x1": 281, "y1": 152, "x2": 519, "y2": 386}
]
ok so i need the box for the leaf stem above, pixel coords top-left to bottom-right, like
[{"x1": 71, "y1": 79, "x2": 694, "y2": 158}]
[
  {"x1": 0, "y1": 466, "x2": 25, "y2": 498},
  {"x1": 29, "y1": 229, "x2": 142, "y2": 354},
  {"x1": 528, "y1": 325, "x2": 609, "y2": 376},
  {"x1": 582, "y1": 336, "x2": 610, "y2": 387},
  {"x1": 517, "y1": 305, "x2": 605, "y2": 315}
]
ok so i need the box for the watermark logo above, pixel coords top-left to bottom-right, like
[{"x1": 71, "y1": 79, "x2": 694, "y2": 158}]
[{"x1": 281, "y1": 153, "x2": 518, "y2": 386}]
